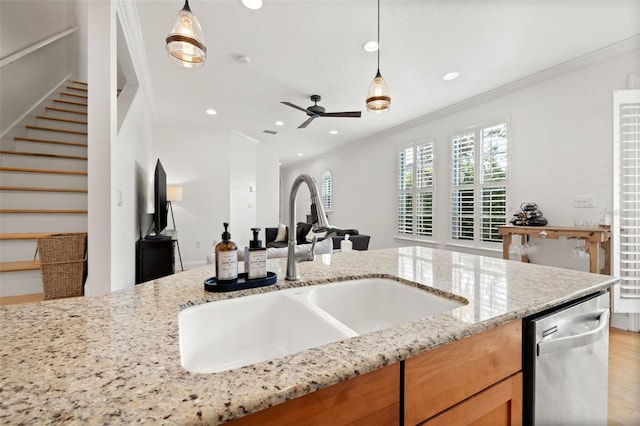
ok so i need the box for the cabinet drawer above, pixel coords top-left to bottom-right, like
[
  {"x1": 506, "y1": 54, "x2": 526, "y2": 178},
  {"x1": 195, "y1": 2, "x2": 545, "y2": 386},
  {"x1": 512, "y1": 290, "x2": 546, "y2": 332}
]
[{"x1": 405, "y1": 320, "x2": 522, "y2": 425}]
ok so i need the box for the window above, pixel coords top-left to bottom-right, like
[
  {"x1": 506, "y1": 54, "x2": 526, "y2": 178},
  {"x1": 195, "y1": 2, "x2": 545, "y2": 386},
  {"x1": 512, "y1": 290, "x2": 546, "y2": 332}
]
[
  {"x1": 321, "y1": 171, "x2": 332, "y2": 211},
  {"x1": 451, "y1": 122, "x2": 508, "y2": 244},
  {"x1": 398, "y1": 142, "x2": 434, "y2": 237}
]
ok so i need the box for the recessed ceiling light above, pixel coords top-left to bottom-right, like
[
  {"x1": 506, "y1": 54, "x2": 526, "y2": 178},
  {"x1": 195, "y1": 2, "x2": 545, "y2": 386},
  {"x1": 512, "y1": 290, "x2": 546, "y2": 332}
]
[
  {"x1": 206, "y1": 108, "x2": 217, "y2": 115},
  {"x1": 242, "y1": 0, "x2": 262, "y2": 10},
  {"x1": 329, "y1": 130, "x2": 338, "y2": 135},
  {"x1": 363, "y1": 41, "x2": 378, "y2": 52},
  {"x1": 275, "y1": 121, "x2": 284, "y2": 126},
  {"x1": 443, "y1": 71, "x2": 460, "y2": 81},
  {"x1": 297, "y1": 153, "x2": 304, "y2": 157}
]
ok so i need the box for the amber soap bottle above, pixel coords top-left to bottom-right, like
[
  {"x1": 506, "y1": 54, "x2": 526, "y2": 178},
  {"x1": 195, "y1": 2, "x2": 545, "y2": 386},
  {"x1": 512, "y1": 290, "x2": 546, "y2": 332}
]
[{"x1": 215, "y1": 222, "x2": 238, "y2": 283}]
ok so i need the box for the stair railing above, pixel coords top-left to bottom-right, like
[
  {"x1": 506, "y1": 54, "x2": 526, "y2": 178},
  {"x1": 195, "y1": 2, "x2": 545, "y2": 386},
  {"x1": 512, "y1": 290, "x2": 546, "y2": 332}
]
[{"x1": 0, "y1": 26, "x2": 78, "y2": 68}]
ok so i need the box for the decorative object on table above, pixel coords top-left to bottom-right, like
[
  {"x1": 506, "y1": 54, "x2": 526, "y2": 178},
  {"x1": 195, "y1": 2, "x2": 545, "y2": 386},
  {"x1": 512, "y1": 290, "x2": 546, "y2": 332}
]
[
  {"x1": 510, "y1": 202, "x2": 548, "y2": 226},
  {"x1": 35, "y1": 233, "x2": 88, "y2": 300}
]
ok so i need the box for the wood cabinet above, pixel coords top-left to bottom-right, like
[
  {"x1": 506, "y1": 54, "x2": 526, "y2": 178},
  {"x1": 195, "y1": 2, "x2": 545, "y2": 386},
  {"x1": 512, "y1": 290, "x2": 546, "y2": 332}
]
[
  {"x1": 404, "y1": 320, "x2": 522, "y2": 426},
  {"x1": 226, "y1": 321, "x2": 522, "y2": 426},
  {"x1": 135, "y1": 237, "x2": 175, "y2": 284},
  {"x1": 227, "y1": 363, "x2": 400, "y2": 426}
]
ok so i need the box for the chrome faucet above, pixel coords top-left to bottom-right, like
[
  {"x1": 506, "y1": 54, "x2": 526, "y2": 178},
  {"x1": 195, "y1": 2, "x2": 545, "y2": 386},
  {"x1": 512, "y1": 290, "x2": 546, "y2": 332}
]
[{"x1": 286, "y1": 174, "x2": 332, "y2": 281}]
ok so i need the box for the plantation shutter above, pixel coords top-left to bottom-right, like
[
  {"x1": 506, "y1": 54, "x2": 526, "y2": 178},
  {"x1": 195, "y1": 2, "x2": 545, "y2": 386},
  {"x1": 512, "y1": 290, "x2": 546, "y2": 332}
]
[
  {"x1": 480, "y1": 124, "x2": 508, "y2": 242},
  {"x1": 613, "y1": 89, "x2": 640, "y2": 314},
  {"x1": 398, "y1": 147, "x2": 414, "y2": 234},
  {"x1": 321, "y1": 172, "x2": 332, "y2": 211},
  {"x1": 451, "y1": 132, "x2": 475, "y2": 240},
  {"x1": 416, "y1": 143, "x2": 434, "y2": 236}
]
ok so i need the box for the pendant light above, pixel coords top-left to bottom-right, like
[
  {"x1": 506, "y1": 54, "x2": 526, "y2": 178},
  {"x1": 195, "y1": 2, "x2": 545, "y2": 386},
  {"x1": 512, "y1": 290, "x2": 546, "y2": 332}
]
[
  {"x1": 166, "y1": 0, "x2": 207, "y2": 68},
  {"x1": 366, "y1": 0, "x2": 391, "y2": 113}
]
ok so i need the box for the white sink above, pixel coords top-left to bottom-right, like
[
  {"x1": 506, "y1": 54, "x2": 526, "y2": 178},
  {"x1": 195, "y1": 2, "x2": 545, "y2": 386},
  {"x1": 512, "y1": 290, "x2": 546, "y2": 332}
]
[{"x1": 179, "y1": 278, "x2": 465, "y2": 373}]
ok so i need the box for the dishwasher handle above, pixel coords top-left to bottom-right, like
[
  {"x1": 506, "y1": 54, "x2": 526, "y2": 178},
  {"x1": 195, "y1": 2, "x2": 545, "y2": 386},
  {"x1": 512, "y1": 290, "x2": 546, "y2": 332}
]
[{"x1": 537, "y1": 309, "x2": 609, "y2": 356}]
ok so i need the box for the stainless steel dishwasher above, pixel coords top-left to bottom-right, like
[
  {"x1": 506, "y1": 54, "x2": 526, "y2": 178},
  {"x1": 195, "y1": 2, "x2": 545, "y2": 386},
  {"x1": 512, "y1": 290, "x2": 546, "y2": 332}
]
[{"x1": 523, "y1": 291, "x2": 610, "y2": 425}]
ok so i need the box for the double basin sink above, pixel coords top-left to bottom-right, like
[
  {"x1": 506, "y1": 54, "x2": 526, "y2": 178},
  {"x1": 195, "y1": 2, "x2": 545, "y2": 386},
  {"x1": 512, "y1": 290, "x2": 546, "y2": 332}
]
[{"x1": 179, "y1": 278, "x2": 465, "y2": 373}]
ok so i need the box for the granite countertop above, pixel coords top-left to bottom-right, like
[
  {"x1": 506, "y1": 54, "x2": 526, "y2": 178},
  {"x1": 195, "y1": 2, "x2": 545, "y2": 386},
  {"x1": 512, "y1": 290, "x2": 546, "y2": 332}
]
[{"x1": 0, "y1": 247, "x2": 616, "y2": 424}]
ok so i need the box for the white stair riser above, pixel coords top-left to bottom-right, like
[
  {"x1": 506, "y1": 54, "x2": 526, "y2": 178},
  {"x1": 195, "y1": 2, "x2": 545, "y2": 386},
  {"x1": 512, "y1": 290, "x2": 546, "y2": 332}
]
[
  {"x1": 35, "y1": 118, "x2": 87, "y2": 133},
  {"x1": 26, "y1": 129, "x2": 87, "y2": 143},
  {"x1": 1, "y1": 191, "x2": 87, "y2": 210},
  {"x1": 0, "y1": 270, "x2": 43, "y2": 297},
  {"x1": 1, "y1": 214, "x2": 87, "y2": 233},
  {"x1": 0, "y1": 240, "x2": 40, "y2": 262},
  {"x1": 13, "y1": 140, "x2": 87, "y2": 157},
  {"x1": 1, "y1": 154, "x2": 87, "y2": 171},
  {"x1": 0, "y1": 170, "x2": 87, "y2": 189},
  {"x1": 43, "y1": 109, "x2": 87, "y2": 120}
]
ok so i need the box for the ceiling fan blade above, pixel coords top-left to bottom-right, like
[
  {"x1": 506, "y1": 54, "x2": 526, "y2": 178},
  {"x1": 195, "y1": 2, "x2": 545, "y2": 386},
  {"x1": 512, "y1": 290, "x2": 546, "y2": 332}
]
[
  {"x1": 320, "y1": 111, "x2": 362, "y2": 118},
  {"x1": 281, "y1": 101, "x2": 309, "y2": 113},
  {"x1": 298, "y1": 115, "x2": 318, "y2": 129}
]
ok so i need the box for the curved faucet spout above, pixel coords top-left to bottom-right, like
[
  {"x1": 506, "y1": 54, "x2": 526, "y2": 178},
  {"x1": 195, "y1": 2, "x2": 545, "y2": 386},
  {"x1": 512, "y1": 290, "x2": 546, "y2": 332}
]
[{"x1": 286, "y1": 174, "x2": 331, "y2": 281}]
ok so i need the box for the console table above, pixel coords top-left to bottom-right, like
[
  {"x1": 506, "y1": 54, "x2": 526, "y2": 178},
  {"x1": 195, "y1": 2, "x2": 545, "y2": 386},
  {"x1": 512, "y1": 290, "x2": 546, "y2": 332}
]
[
  {"x1": 497, "y1": 225, "x2": 611, "y2": 275},
  {"x1": 136, "y1": 237, "x2": 175, "y2": 284}
]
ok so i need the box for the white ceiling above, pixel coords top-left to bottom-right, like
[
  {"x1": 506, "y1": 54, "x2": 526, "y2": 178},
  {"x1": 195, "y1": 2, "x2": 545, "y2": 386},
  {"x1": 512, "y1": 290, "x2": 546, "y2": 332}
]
[{"x1": 131, "y1": 0, "x2": 640, "y2": 165}]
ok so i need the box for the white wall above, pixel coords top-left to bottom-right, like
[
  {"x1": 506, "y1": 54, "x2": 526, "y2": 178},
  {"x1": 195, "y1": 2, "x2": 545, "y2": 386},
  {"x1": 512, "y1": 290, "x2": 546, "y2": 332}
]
[
  {"x1": 230, "y1": 133, "x2": 258, "y2": 248},
  {"x1": 282, "y1": 48, "x2": 639, "y2": 272},
  {"x1": 153, "y1": 127, "x2": 231, "y2": 268},
  {"x1": 0, "y1": 0, "x2": 82, "y2": 134}
]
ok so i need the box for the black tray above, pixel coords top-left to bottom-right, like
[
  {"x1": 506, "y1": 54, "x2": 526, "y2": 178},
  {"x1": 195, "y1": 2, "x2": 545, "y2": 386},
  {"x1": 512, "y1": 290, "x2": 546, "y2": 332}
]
[{"x1": 204, "y1": 272, "x2": 277, "y2": 292}]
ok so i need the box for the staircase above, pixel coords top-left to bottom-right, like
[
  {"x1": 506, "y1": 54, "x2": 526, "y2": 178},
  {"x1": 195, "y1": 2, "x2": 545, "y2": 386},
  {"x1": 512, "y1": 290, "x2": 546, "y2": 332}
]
[{"x1": 0, "y1": 81, "x2": 88, "y2": 305}]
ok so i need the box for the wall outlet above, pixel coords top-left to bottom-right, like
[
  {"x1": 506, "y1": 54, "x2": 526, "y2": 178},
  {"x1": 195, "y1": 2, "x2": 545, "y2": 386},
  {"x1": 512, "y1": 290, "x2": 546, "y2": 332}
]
[
  {"x1": 574, "y1": 194, "x2": 596, "y2": 208},
  {"x1": 195, "y1": 240, "x2": 201, "y2": 248}
]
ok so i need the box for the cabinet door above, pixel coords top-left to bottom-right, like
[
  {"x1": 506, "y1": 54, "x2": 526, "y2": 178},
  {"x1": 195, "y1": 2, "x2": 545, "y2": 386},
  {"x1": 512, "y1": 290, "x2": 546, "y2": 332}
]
[
  {"x1": 418, "y1": 373, "x2": 522, "y2": 426},
  {"x1": 136, "y1": 239, "x2": 175, "y2": 283},
  {"x1": 404, "y1": 320, "x2": 521, "y2": 425},
  {"x1": 227, "y1": 363, "x2": 399, "y2": 426}
]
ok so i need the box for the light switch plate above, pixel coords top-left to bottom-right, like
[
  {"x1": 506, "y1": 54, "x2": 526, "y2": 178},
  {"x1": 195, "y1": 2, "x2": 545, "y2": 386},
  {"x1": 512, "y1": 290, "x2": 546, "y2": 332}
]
[{"x1": 574, "y1": 194, "x2": 595, "y2": 208}]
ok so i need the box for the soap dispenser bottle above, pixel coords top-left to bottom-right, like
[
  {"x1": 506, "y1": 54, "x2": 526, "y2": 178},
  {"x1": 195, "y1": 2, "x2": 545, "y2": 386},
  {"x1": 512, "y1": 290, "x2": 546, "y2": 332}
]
[
  {"x1": 246, "y1": 227, "x2": 267, "y2": 280},
  {"x1": 215, "y1": 223, "x2": 238, "y2": 283}
]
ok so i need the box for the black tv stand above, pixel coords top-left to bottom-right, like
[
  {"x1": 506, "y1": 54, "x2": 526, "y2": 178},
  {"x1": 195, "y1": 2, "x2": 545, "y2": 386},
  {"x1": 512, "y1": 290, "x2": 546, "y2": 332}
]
[{"x1": 136, "y1": 238, "x2": 175, "y2": 284}]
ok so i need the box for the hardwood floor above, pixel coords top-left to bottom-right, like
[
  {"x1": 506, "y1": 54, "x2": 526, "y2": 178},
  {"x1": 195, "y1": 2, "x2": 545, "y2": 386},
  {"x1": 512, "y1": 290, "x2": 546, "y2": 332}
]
[{"x1": 608, "y1": 327, "x2": 640, "y2": 426}]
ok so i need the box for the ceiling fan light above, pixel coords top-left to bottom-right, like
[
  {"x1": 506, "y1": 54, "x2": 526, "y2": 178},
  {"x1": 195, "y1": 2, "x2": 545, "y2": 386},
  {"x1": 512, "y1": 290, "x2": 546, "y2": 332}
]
[
  {"x1": 166, "y1": 1, "x2": 206, "y2": 68},
  {"x1": 366, "y1": 70, "x2": 391, "y2": 113}
]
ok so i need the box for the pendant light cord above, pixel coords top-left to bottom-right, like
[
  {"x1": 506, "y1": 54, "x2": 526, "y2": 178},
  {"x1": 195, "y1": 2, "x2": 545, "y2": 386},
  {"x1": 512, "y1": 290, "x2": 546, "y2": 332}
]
[{"x1": 377, "y1": 0, "x2": 380, "y2": 71}]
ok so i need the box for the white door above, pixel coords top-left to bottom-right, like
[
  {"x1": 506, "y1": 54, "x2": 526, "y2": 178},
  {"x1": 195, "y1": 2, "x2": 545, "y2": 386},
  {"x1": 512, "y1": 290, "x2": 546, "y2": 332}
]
[{"x1": 612, "y1": 89, "x2": 640, "y2": 321}]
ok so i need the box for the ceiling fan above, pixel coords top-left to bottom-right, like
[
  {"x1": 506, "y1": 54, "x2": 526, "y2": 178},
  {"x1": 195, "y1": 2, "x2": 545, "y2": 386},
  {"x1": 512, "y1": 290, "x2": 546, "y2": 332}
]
[{"x1": 281, "y1": 95, "x2": 361, "y2": 129}]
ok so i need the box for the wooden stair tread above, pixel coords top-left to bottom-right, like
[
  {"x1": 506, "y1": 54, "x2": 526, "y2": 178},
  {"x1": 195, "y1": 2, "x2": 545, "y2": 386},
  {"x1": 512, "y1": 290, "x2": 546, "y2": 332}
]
[
  {"x1": 60, "y1": 92, "x2": 88, "y2": 99},
  {"x1": 0, "y1": 209, "x2": 88, "y2": 214},
  {"x1": 72, "y1": 80, "x2": 88, "y2": 86},
  {"x1": 36, "y1": 115, "x2": 87, "y2": 125},
  {"x1": 0, "y1": 186, "x2": 87, "y2": 193},
  {"x1": 25, "y1": 125, "x2": 87, "y2": 136},
  {"x1": 0, "y1": 150, "x2": 87, "y2": 160},
  {"x1": 45, "y1": 106, "x2": 87, "y2": 116},
  {"x1": 53, "y1": 99, "x2": 87, "y2": 107},
  {"x1": 0, "y1": 260, "x2": 40, "y2": 272},
  {"x1": 1, "y1": 232, "x2": 52, "y2": 240},
  {"x1": 15, "y1": 137, "x2": 87, "y2": 147},
  {"x1": 0, "y1": 293, "x2": 45, "y2": 306},
  {"x1": 0, "y1": 166, "x2": 87, "y2": 175},
  {"x1": 66, "y1": 85, "x2": 88, "y2": 92}
]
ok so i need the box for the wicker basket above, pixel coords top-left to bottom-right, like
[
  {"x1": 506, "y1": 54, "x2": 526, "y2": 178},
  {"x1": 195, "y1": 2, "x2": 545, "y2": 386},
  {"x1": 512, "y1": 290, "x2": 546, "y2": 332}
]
[{"x1": 35, "y1": 233, "x2": 87, "y2": 300}]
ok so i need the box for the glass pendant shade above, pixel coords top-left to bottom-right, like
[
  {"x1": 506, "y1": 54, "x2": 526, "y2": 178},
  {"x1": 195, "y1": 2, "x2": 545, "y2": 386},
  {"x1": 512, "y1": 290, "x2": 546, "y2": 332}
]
[
  {"x1": 166, "y1": 1, "x2": 206, "y2": 68},
  {"x1": 366, "y1": 69, "x2": 391, "y2": 113}
]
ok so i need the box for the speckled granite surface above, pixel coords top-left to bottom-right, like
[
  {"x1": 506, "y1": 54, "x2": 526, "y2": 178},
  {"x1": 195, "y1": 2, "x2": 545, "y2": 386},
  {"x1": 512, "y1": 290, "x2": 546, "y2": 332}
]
[{"x1": 0, "y1": 247, "x2": 616, "y2": 424}]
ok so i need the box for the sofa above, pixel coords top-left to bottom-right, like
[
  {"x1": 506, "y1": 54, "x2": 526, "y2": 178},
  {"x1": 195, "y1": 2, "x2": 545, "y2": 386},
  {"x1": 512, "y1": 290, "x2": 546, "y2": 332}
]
[{"x1": 265, "y1": 222, "x2": 370, "y2": 251}]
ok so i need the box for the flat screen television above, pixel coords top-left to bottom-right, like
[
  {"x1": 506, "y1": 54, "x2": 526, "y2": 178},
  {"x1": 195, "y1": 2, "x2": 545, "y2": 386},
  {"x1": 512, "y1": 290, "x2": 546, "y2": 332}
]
[{"x1": 151, "y1": 159, "x2": 168, "y2": 237}]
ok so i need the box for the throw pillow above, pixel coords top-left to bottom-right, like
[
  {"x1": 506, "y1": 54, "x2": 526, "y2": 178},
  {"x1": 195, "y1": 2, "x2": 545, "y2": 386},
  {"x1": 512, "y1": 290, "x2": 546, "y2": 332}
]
[
  {"x1": 305, "y1": 228, "x2": 327, "y2": 243},
  {"x1": 296, "y1": 222, "x2": 313, "y2": 244},
  {"x1": 274, "y1": 223, "x2": 287, "y2": 242}
]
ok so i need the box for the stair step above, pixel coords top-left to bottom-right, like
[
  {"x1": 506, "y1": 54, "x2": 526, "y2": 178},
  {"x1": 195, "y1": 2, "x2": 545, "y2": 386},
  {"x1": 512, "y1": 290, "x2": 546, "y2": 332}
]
[
  {"x1": 66, "y1": 85, "x2": 88, "y2": 93},
  {"x1": 0, "y1": 293, "x2": 45, "y2": 306},
  {"x1": 35, "y1": 115, "x2": 87, "y2": 125},
  {"x1": 0, "y1": 166, "x2": 87, "y2": 176},
  {"x1": 0, "y1": 260, "x2": 40, "y2": 272},
  {"x1": 25, "y1": 125, "x2": 87, "y2": 136},
  {"x1": 0, "y1": 233, "x2": 54, "y2": 240},
  {"x1": 60, "y1": 92, "x2": 88, "y2": 100},
  {"x1": 1, "y1": 214, "x2": 87, "y2": 233},
  {"x1": 53, "y1": 99, "x2": 87, "y2": 107},
  {"x1": 0, "y1": 209, "x2": 88, "y2": 214},
  {"x1": 0, "y1": 186, "x2": 88, "y2": 193},
  {"x1": 15, "y1": 137, "x2": 87, "y2": 147},
  {"x1": 45, "y1": 106, "x2": 87, "y2": 116},
  {"x1": 72, "y1": 80, "x2": 88, "y2": 86},
  {"x1": 0, "y1": 150, "x2": 87, "y2": 161}
]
